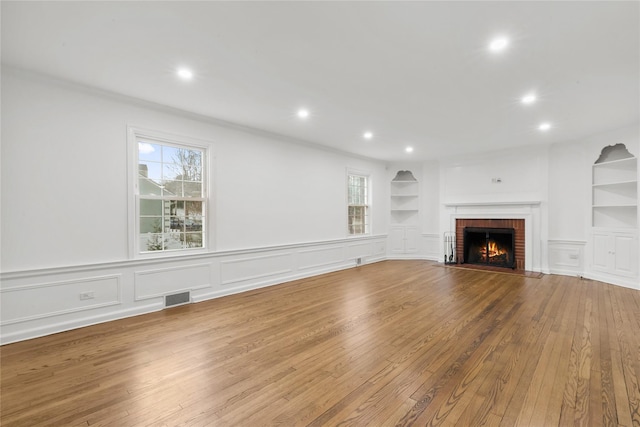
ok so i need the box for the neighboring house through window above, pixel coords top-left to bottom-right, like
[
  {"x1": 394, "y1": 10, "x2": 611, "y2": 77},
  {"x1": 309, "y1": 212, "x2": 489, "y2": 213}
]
[
  {"x1": 130, "y1": 128, "x2": 208, "y2": 255},
  {"x1": 348, "y1": 172, "x2": 370, "y2": 235}
]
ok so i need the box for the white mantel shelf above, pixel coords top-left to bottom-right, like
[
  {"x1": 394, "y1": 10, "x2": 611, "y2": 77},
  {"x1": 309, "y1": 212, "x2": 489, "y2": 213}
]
[{"x1": 444, "y1": 201, "x2": 542, "y2": 207}]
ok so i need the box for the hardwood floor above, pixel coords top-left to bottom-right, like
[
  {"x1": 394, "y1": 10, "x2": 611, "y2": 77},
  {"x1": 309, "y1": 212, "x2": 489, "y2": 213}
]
[{"x1": 1, "y1": 260, "x2": 639, "y2": 426}]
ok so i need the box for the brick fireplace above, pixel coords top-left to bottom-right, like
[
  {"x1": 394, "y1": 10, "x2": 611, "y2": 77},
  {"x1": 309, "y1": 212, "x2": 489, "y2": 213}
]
[{"x1": 456, "y1": 218, "x2": 525, "y2": 271}]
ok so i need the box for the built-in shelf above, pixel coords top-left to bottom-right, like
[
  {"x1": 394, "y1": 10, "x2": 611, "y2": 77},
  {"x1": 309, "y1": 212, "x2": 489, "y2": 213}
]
[
  {"x1": 589, "y1": 144, "x2": 638, "y2": 283},
  {"x1": 593, "y1": 157, "x2": 637, "y2": 185},
  {"x1": 592, "y1": 180, "x2": 637, "y2": 188},
  {"x1": 390, "y1": 171, "x2": 420, "y2": 254},
  {"x1": 591, "y1": 145, "x2": 638, "y2": 229},
  {"x1": 391, "y1": 174, "x2": 419, "y2": 226}
]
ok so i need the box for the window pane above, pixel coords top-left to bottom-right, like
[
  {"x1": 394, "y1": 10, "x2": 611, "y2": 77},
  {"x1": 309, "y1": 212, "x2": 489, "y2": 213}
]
[
  {"x1": 185, "y1": 232, "x2": 203, "y2": 248},
  {"x1": 169, "y1": 216, "x2": 184, "y2": 231},
  {"x1": 162, "y1": 163, "x2": 183, "y2": 182},
  {"x1": 183, "y1": 181, "x2": 202, "y2": 198},
  {"x1": 140, "y1": 199, "x2": 162, "y2": 216},
  {"x1": 163, "y1": 146, "x2": 202, "y2": 182},
  {"x1": 161, "y1": 145, "x2": 181, "y2": 162},
  {"x1": 185, "y1": 200, "x2": 203, "y2": 216},
  {"x1": 170, "y1": 200, "x2": 185, "y2": 216},
  {"x1": 142, "y1": 234, "x2": 164, "y2": 252},
  {"x1": 138, "y1": 141, "x2": 161, "y2": 162},
  {"x1": 165, "y1": 233, "x2": 184, "y2": 250},
  {"x1": 139, "y1": 161, "x2": 162, "y2": 181},
  {"x1": 163, "y1": 180, "x2": 183, "y2": 197},
  {"x1": 348, "y1": 205, "x2": 368, "y2": 235},
  {"x1": 139, "y1": 178, "x2": 162, "y2": 196},
  {"x1": 140, "y1": 217, "x2": 162, "y2": 233},
  {"x1": 185, "y1": 218, "x2": 202, "y2": 232},
  {"x1": 348, "y1": 174, "x2": 367, "y2": 205}
]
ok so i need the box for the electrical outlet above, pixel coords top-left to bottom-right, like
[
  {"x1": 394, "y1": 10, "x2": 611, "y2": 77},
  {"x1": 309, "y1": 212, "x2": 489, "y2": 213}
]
[{"x1": 79, "y1": 291, "x2": 95, "y2": 300}]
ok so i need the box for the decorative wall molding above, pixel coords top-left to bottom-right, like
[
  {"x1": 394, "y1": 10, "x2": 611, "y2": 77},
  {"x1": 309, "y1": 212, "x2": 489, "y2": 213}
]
[
  {"x1": 0, "y1": 236, "x2": 386, "y2": 344},
  {"x1": 298, "y1": 246, "x2": 345, "y2": 270},
  {"x1": 220, "y1": 252, "x2": 294, "y2": 285},
  {"x1": 1, "y1": 275, "x2": 122, "y2": 325},
  {"x1": 134, "y1": 263, "x2": 212, "y2": 300},
  {"x1": 444, "y1": 201, "x2": 542, "y2": 207},
  {"x1": 0, "y1": 235, "x2": 387, "y2": 280},
  {"x1": 422, "y1": 234, "x2": 441, "y2": 261},
  {"x1": 547, "y1": 240, "x2": 586, "y2": 277}
]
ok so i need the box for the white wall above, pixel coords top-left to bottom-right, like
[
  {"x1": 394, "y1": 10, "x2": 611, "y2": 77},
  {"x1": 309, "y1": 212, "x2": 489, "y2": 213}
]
[
  {"x1": 439, "y1": 145, "x2": 549, "y2": 205},
  {"x1": 0, "y1": 67, "x2": 389, "y2": 343},
  {"x1": 1, "y1": 67, "x2": 388, "y2": 271},
  {"x1": 548, "y1": 123, "x2": 639, "y2": 241},
  {"x1": 547, "y1": 123, "x2": 639, "y2": 281}
]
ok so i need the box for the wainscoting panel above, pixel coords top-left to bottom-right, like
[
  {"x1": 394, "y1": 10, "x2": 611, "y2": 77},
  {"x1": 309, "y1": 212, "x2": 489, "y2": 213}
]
[
  {"x1": 220, "y1": 252, "x2": 294, "y2": 285},
  {"x1": 346, "y1": 241, "x2": 374, "y2": 260},
  {"x1": 547, "y1": 240, "x2": 585, "y2": 276},
  {"x1": 0, "y1": 235, "x2": 385, "y2": 344},
  {"x1": 134, "y1": 263, "x2": 212, "y2": 301},
  {"x1": 1, "y1": 275, "x2": 121, "y2": 325},
  {"x1": 423, "y1": 234, "x2": 441, "y2": 261},
  {"x1": 373, "y1": 240, "x2": 387, "y2": 259},
  {"x1": 298, "y1": 246, "x2": 345, "y2": 270}
]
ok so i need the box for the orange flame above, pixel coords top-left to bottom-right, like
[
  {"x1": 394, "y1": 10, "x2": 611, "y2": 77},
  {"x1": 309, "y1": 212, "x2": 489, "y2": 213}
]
[{"x1": 480, "y1": 240, "x2": 509, "y2": 261}]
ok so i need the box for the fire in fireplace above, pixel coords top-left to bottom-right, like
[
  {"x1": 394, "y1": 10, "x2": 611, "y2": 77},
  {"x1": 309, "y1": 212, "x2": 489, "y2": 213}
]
[{"x1": 463, "y1": 227, "x2": 515, "y2": 269}]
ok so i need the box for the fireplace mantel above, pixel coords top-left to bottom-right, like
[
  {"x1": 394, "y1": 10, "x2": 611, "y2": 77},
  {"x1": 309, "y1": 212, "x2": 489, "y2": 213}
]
[
  {"x1": 444, "y1": 200, "x2": 541, "y2": 207},
  {"x1": 444, "y1": 201, "x2": 543, "y2": 272}
]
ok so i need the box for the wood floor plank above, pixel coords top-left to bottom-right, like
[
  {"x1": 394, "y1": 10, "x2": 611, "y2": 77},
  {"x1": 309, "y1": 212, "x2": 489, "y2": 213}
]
[{"x1": 1, "y1": 261, "x2": 639, "y2": 426}]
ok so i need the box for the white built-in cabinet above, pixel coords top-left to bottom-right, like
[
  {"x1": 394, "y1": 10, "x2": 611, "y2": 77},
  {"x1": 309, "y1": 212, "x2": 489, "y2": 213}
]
[
  {"x1": 590, "y1": 144, "x2": 639, "y2": 283},
  {"x1": 592, "y1": 231, "x2": 637, "y2": 277},
  {"x1": 390, "y1": 170, "x2": 420, "y2": 255}
]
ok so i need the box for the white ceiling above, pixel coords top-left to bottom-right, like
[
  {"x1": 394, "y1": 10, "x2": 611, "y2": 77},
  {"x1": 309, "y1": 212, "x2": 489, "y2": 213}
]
[{"x1": 2, "y1": 1, "x2": 638, "y2": 161}]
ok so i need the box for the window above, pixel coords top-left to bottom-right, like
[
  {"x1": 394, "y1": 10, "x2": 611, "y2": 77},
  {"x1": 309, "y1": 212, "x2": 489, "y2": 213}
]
[
  {"x1": 132, "y1": 129, "x2": 208, "y2": 254},
  {"x1": 348, "y1": 173, "x2": 369, "y2": 235}
]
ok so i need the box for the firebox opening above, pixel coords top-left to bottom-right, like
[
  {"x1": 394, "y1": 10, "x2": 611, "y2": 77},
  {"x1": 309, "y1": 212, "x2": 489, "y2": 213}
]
[{"x1": 463, "y1": 227, "x2": 515, "y2": 269}]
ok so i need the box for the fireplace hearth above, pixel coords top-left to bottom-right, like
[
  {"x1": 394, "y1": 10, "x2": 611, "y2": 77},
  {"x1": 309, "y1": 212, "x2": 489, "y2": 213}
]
[{"x1": 463, "y1": 227, "x2": 515, "y2": 269}]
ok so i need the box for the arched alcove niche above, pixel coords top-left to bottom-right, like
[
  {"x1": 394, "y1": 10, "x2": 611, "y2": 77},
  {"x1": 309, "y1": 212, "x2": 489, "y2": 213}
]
[
  {"x1": 595, "y1": 143, "x2": 635, "y2": 164},
  {"x1": 392, "y1": 170, "x2": 417, "y2": 182}
]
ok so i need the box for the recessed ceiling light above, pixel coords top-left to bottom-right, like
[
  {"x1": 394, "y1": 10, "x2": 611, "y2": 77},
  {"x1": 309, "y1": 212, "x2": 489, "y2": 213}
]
[
  {"x1": 521, "y1": 93, "x2": 537, "y2": 105},
  {"x1": 297, "y1": 109, "x2": 309, "y2": 119},
  {"x1": 177, "y1": 68, "x2": 193, "y2": 80},
  {"x1": 405, "y1": 146, "x2": 414, "y2": 153},
  {"x1": 363, "y1": 131, "x2": 373, "y2": 140},
  {"x1": 538, "y1": 122, "x2": 552, "y2": 131},
  {"x1": 489, "y1": 37, "x2": 509, "y2": 52}
]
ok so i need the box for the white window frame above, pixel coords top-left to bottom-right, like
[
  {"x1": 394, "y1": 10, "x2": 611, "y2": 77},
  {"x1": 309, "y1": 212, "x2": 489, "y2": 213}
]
[
  {"x1": 127, "y1": 126, "x2": 212, "y2": 258},
  {"x1": 346, "y1": 168, "x2": 371, "y2": 236}
]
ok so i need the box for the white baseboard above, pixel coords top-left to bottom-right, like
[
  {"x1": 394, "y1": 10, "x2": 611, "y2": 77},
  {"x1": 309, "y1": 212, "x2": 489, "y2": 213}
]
[{"x1": 0, "y1": 303, "x2": 162, "y2": 345}]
